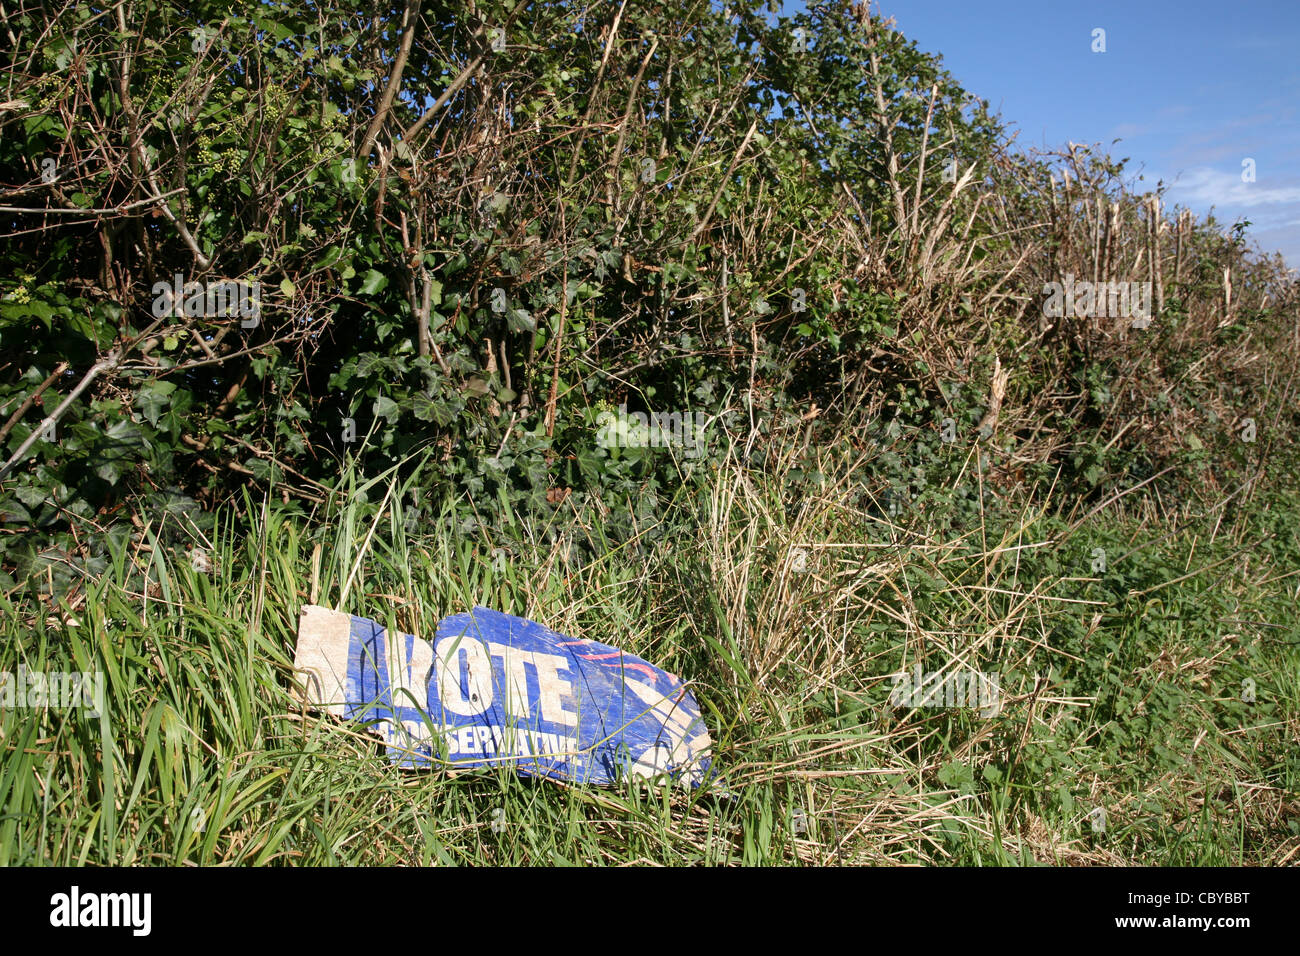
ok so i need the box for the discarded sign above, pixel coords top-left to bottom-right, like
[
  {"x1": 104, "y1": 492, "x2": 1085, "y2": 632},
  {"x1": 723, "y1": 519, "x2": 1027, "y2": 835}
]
[{"x1": 294, "y1": 604, "x2": 713, "y2": 786}]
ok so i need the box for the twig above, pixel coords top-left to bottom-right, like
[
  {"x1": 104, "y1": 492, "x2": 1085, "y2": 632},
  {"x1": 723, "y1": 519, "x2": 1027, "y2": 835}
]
[
  {"x1": 0, "y1": 361, "x2": 68, "y2": 445},
  {"x1": 114, "y1": 3, "x2": 209, "y2": 270},
  {"x1": 0, "y1": 188, "x2": 186, "y2": 216},
  {"x1": 358, "y1": 0, "x2": 419, "y2": 158},
  {"x1": 691, "y1": 116, "x2": 759, "y2": 243},
  {"x1": 544, "y1": 251, "x2": 568, "y2": 438},
  {"x1": 565, "y1": 0, "x2": 629, "y2": 188},
  {"x1": 0, "y1": 350, "x2": 122, "y2": 481},
  {"x1": 399, "y1": 55, "x2": 485, "y2": 145}
]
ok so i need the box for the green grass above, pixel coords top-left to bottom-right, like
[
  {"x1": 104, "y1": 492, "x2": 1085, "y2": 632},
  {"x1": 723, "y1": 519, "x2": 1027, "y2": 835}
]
[{"x1": 2, "y1": 448, "x2": 1297, "y2": 865}]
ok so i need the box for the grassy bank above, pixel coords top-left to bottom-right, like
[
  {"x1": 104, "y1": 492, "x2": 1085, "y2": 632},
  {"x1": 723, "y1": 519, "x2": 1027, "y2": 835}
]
[{"x1": 3, "y1": 446, "x2": 1297, "y2": 866}]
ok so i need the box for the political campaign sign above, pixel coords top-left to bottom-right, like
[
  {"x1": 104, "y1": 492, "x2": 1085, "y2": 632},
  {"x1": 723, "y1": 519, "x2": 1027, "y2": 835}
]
[{"x1": 294, "y1": 604, "x2": 713, "y2": 786}]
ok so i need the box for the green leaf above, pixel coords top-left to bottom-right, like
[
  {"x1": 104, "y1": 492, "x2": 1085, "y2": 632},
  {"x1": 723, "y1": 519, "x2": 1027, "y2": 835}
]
[
  {"x1": 507, "y1": 308, "x2": 535, "y2": 333},
  {"x1": 135, "y1": 381, "x2": 176, "y2": 427},
  {"x1": 16, "y1": 484, "x2": 47, "y2": 508},
  {"x1": 937, "y1": 760, "x2": 976, "y2": 794},
  {"x1": 358, "y1": 270, "x2": 388, "y2": 296},
  {"x1": 26, "y1": 301, "x2": 56, "y2": 328},
  {"x1": 105, "y1": 419, "x2": 145, "y2": 445}
]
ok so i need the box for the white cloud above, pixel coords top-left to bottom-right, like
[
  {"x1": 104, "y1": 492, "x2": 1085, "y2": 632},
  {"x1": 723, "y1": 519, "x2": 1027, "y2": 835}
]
[{"x1": 1166, "y1": 166, "x2": 1300, "y2": 208}]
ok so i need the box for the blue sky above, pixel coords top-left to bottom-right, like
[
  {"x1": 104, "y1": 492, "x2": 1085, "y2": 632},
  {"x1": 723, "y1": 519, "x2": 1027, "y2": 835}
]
[{"x1": 770, "y1": 0, "x2": 1300, "y2": 268}]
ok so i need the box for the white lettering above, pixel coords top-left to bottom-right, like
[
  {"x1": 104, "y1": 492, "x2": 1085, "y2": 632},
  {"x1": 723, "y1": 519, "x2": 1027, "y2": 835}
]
[
  {"x1": 434, "y1": 637, "x2": 494, "y2": 715},
  {"x1": 50, "y1": 886, "x2": 150, "y2": 936}
]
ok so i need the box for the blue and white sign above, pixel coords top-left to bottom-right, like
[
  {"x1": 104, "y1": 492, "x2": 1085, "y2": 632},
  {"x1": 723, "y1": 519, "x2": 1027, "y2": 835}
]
[{"x1": 295, "y1": 605, "x2": 713, "y2": 786}]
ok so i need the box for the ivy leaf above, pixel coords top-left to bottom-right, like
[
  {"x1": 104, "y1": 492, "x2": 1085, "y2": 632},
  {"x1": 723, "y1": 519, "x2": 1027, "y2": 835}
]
[
  {"x1": 358, "y1": 270, "x2": 388, "y2": 296},
  {"x1": 16, "y1": 484, "x2": 47, "y2": 508},
  {"x1": 507, "y1": 307, "x2": 536, "y2": 333},
  {"x1": 136, "y1": 381, "x2": 176, "y2": 427}
]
